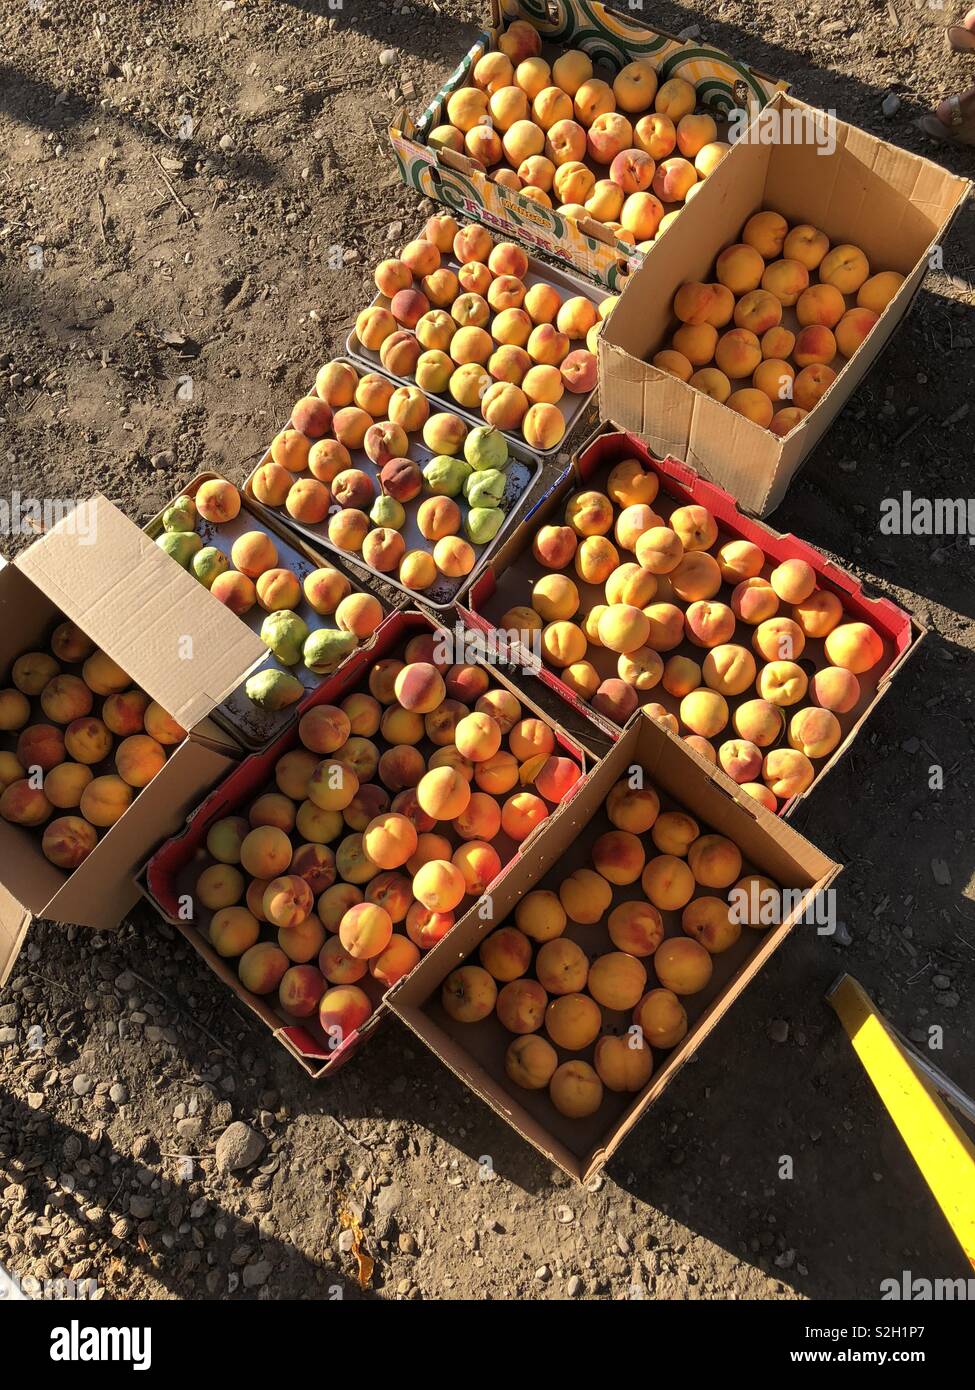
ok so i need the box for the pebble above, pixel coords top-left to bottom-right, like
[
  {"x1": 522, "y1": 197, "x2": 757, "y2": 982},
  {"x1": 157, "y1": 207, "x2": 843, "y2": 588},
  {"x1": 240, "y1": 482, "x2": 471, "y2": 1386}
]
[
  {"x1": 219, "y1": 133, "x2": 234, "y2": 152},
  {"x1": 72, "y1": 1074, "x2": 93, "y2": 1096},
  {"x1": 242, "y1": 1260, "x2": 272, "y2": 1288},
  {"x1": 882, "y1": 94, "x2": 901, "y2": 118},
  {"x1": 555, "y1": 1204, "x2": 574, "y2": 1224},
  {"x1": 380, "y1": 48, "x2": 398, "y2": 67},
  {"x1": 129, "y1": 1196, "x2": 154, "y2": 1220},
  {"x1": 767, "y1": 1019, "x2": 789, "y2": 1044},
  {"x1": 398, "y1": 1233, "x2": 417, "y2": 1255},
  {"x1": 535, "y1": 1265, "x2": 550, "y2": 1282},
  {"x1": 109, "y1": 1083, "x2": 127, "y2": 1104},
  {"x1": 215, "y1": 1122, "x2": 265, "y2": 1173},
  {"x1": 337, "y1": 1229, "x2": 355, "y2": 1253},
  {"x1": 931, "y1": 974, "x2": 951, "y2": 991},
  {"x1": 0, "y1": 1027, "x2": 16, "y2": 1046},
  {"x1": 833, "y1": 920, "x2": 852, "y2": 946},
  {"x1": 566, "y1": 1275, "x2": 584, "y2": 1296}
]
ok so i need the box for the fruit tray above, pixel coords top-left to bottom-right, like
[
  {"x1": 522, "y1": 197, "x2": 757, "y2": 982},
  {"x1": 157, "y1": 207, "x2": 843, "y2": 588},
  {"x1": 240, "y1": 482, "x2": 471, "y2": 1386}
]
[
  {"x1": 462, "y1": 426, "x2": 921, "y2": 818},
  {"x1": 144, "y1": 473, "x2": 391, "y2": 751},
  {"x1": 242, "y1": 359, "x2": 542, "y2": 611},
  {"x1": 143, "y1": 609, "x2": 589, "y2": 1079},
  {"x1": 345, "y1": 218, "x2": 603, "y2": 457}
]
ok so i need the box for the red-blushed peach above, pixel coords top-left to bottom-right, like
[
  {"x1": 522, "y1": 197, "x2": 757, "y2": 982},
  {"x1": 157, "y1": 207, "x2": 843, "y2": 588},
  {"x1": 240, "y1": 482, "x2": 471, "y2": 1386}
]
[
  {"x1": 734, "y1": 288, "x2": 782, "y2": 336},
  {"x1": 716, "y1": 243, "x2": 764, "y2": 295},
  {"x1": 718, "y1": 738, "x2": 763, "y2": 784},
  {"x1": 796, "y1": 283, "x2": 845, "y2": 329},
  {"x1": 592, "y1": 1034, "x2": 653, "y2": 1095},
  {"x1": 318, "y1": 984, "x2": 372, "y2": 1043},
  {"x1": 762, "y1": 747, "x2": 815, "y2": 798},
  {"x1": 641, "y1": 853, "x2": 696, "y2": 911},
  {"x1": 758, "y1": 660, "x2": 808, "y2": 707},
  {"x1": 290, "y1": 842, "x2": 337, "y2": 896},
  {"x1": 634, "y1": 111, "x2": 676, "y2": 161},
  {"x1": 752, "y1": 358, "x2": 795, "y2": 403},
  {"x1": 546, "y1": 992, "x2": 603, "y2": 1053},
  {"x1": 702, "y1": 644, "x2": 758, "y2": 697},
  {"x1": 365, "y1": 870, "x2": 412, "y2": 924},
  {"x1": 317, "y1": 883, "x2": 363, "y2": 935},
  {"x1": 454, "y1": 711, "x2": 502, "y2": 764},
  {"x1": 731, "y1": 577, "x2": 779, "y2": 625},
  {"x1": 635, "y1": 527, "x2": 683, "y2": 575},
  {"x1": 453, "y1": 791, "x2": 502, "y2": 843},
  {"x1": 195, "y1": 478, "x2": 241, "y2": 523},
  {"x1": 769, "y1": 406, "x2": 808, "y2": 438},
  {"x1": 673, "y1": 281, "x2": 716, "y2": 326},
  {"x1": 633, "y1": 988, "x2": 687, "y2": 1048},
  {"x1": 427, "y1": 747, "x2": 474, "y2": 784},
  {"x1": 753, "y1": 615, "x2": 806, "y2": 664},
  {"x1": 441, "y1": 964, "x2": 497, "y2": 1023},
  {"x1": 793, "y1": 325, "x2": 836, "y2": 370},
  {"x1": 368, "y1": 934, "x2": 421, "y2": 989},
  {"x1": 824, "y1": 621, "x2": 884, "y2": 674},
  {"x1": 549, "y1": 1058, "x2": 603, "y2": 1117},
  {"x1": 297, "y1": 705, "x2": 351, "y2": 757},
  {"x1": 346, "y1": 783, "x2": 394, "y2": 832},
  {"x1": 819, "y1": 243, "x2": 870, "y2": 295},
  {"x1": 500, "y1": 791, "x2": 548, "y2": 842},
  {"x1": 50, "y1": 620, "x2": 94, "y2": 664},
  {"x1": 0, "y1": 779, "x2": 52, "y2": 826},
  {"x1": 780, "y1": 223, "x2": 828, "y2": 270},
  {"x1": 452, "y1": 838, "x2": 502, "y2": 895},
  {"x1": 809, "y1": 666, "x2": 861, "y2": 714},
  {"x1": 492, "y1": 978, "x2": 545, "y2": 1035},
  {"x1": 339, "y1": 901, "x2": 393, "y2": 961},
  {"x1": 788, "y1": 706, "x2": 842, "y2": 760},
  {"x1": 277, "y1": 965, "x2": 325, "y2": 1018},
  {"x1": 238, "y1": 942, "x2": 290, "y2": 996},
  {"x1": 684, "y1": 600, "x2": 736, "y2": 649},
  {"x1": 591, "y1": 828, "x2": 644, "y2": 886},
  {"x1": 211, "y1": 572, "x2": 257, "y2": 616},
  {"x1": 400, "y1": 237, "x2": 442, "y2": 277},
  {"x1": 41, "y1": 815, "x2": 98, "y2": 870},
  {"x1": 741, "y1": 782, "x2": 778, "y2": 812},
  {"x1": 413, "y1": 858, "x2": 467, "y2": 913},
  {"x1": 471, "y1": 751, "x2": 518, "y2": 799},
  {"x1": 505, "y1": 1033, "x2": 558, "y2": 1090},
  {"x1": 362, "y1": 812, "x2": 418, "y2": 872},
  {"x1": 639, "y1": 604, "x2": 683, "y2": 655},
  {"x1": 702, "y1": 283, "x2": 735, "y2": 328},
  {"x1": 715, "y1": 329, "x2": 762, "y2": 381},
  {"x1": 15, "y1": 720, "x2": 66, "y2": 773},
  {"x1": 608, "y1": 899, "x2": 664, "y2": 958},
  {"x1": 115, "y1": 734, "x2": 165, "y2": 788},
  {"x1": 402, "y1": 902, "x2": 453, "y2": 951},
  {"x1": 79, "y1": 775, "x2": 132, "y2": 828},
  {"x1": 210, "y1": 906, "x2": 261, "y2": 958},
  {"x1": 478, "y1": 925, "x2": 532, "y2": 983}
]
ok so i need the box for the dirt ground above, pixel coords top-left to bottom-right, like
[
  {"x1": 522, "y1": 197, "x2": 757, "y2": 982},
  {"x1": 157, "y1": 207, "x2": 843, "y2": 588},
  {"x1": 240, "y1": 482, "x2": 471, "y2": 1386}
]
[{"x1": 1, "y1": 0, "x2": 973, "y2": 1302}]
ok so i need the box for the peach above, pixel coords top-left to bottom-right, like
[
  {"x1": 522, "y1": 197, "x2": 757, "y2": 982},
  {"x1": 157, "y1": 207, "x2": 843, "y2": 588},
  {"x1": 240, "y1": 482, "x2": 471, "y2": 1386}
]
[
  {"x1": 423, "y1": 214, "x2": 460, "y2": 253},
  {"x1": 238, "y1": 825, "x2": 291, "y2": 880},
  {"x1": 465, "y1": 123, "x2": 503, "y2": 166},
  {"x1": 742, "y1": 782, "x2": 778, "y2": 812},
  {"x1": 479, "y1": 925, "x2": 532, "y2": 983},
  {"x1": 769, "y1": 406, "x2": 807, "y2": 438},
  {"x1": 673, "y1": 111, "x2": 715, "y2": 159},
  {"x1": 739, "y1": 209, "x2": 786, "y2": 259},
  {"x1": 649, "y1": 810, "x2": 698, "y2": 858},
  {"x1": 796, "y1": 283, "x2": 845, "y2": 329},
  {"x1": 642, "y1": 853, "x2": 696, "y2": 911},
  {"x1": 379, "y1": 705, "x2": 423, "y2": 747},
  {"x1": 782, "y1": 224, "x2": 829, "y2": 270},
  {"x1": 758, "y1": 660, "x2": 808, "y2": 707},
  {"x1": 77, "y1": 773, "x2": 132, "y2": 828},
  {"x1": 595, "y1": 603, "x2": 648, "y2": 655},
  {"x1": 474, "y1": 750, "x2": 520, "y2": 797},
  {"x1": 792, "y1": 325, "x2": 836, "y2": 369},
  {"x1": 0, "y1": 688, "x2": 30, "y2": 732},
  {"x1": 658, "y1": 655, "x2": 698, "y2": 700},
  {"x1": 714, "y1": 328, "x2": 761, "y2": 380},
  {"x1": 671, "y1": 322, "x2": 716, "y2": 367},
  {"x1": 207, "y1": 905, "x2": 260, "y2": 958},
  {"x1": 731, "y1": 576, "x2": 779, "y2": 625},
  {"x1": 621, "y1": 190, "x2": 664, "y2": 241},
  {"x1": 298, "y1": 705, "x2": 350, "y2": 756},
  {"x1": 825, "y1": 621, "x2": 884, "y2": 674},
  {"x1": 835, "y1": 307, "x2": 879, "y2": 358},
  {"x1": 633, "y1": 988, "x2": 687, "y2": 1049},
  {"x1": 81, "y1": 650, "x2": 129, "y2": 697},
  {"x1": 367, "y1": 934, "x2": 420, "y2": 989},
  {"x1": 511, "y1": 890, "x2": 564, "y2": 946},
  {"x1": 114, "y1": 734, "x2": 165, "y2": 789},
  {"x1": 500, "y1": 791, "x2": 547, "y2": 841},
  {"x1": 549, "y1": 1058, "x2": 603, "y2": 1118},
  {"x1": 44, "y1": 761, "x2": 92, "y2": 809},
  {"x1": 574, "y1": 535, "x2": 619, "y2": 587},
  {"x1": 584, "y1": 178, "x2": 625, "y2": 222},
  {"x1": 819, "y1": 243, "x2": 870, "y2": 294},
  {"x1": 734, "y1": 289, "x2": 782, "y2": 337},
  {"x1": 488, "y1": 86, "x2": 529, "y2": 134},
  {"x1": 255, "y1": 568, "x2": 302, "y2": 612},
  {"x1": 651, "y1": 157, "x2": 696, "y2": 203},
  {"x1": 589, "y1": 951, "x2": 647, "y2": 1012},
  {"x1": 361, "y1": 811, "x2": 418, "y2": 872},
  {"x1": 670, "y1": 552, "x2": 722, "y2": 603},
  {"x1": 275, "y1": 964, "x2": 324, "y2": 1018},
  {"x1": 481, "y1": 380, "x2": 529, "y2": 429},
  {"x1": 714, "y1": 539, "x2": 763, "y2": 586},
  {"x1": 196, "y1": 861, "x2": 245, "y2": 912},
  {"x1": 207, "y1": 571, "x2": 255, "y2": 619},
  {"x1": 607, "y1": 899, "x2": 664, "y2": 959},
  {"x1": 533, "y1": 937, "x2": 587, "y2": 995},
  {"x1": 653, "y1": 936, "x2": 712, "y2": 995},
  {"x1": 503, "y1": 1035, "x2": 557, "y2": 1093},
  {"x1": 695, "y1": 140, "x2": 729, "y2": 177},
  {"x1": 789, "y1": 706, "x2": 842, "y2": 760},
  {"x1": 572, "y1": 75, "x2": 613, "y2": 127},
  {"x1": 491, "y1": 978, "x2": 544, "y2": 1035},
  {"x1": 546, "y1": 993, "x2": 602, "y2": 1052},
  {"x1": 339, "y1": 901, "x2": 393, "y2": 961},
  {"x1": 858, "y1": 270, "x2": 904, "y2": 314},
  {"x1": 318, "y1": 983, "x2": 372, "y2": 1043},
  {"x1": 683, "y1": 599, "x2": 735, "y2": 649},
  {"x1": 533, "y1": 755, "x2": 580, "y2": 806},
  {"x1": 318, "y1": 883, "x2": 364, "y2": 935},
  {"x1": 673, "y1": 281, "x2": 716, "y2": 327},
  {"x1": 12, "y1": 651, "x2": 60, "y2": 696},
  {"x1": 454, "y1": 711, "x2": 502, "y2": 764},
  {"x1": 204, "y1": 815, "x2": 249, "y2": 866},
  {"x1": 809, "y1": 665, "x2": 861, "y2": 714},
  {"x1": 633, "y1": 527, "x2": 681, "y2": 576},
  {"x1": 393, "y1": 662, "x2": 446, "y2": 715},
  {"x1": 610, "y1": 148, "x2": 656, "y2": 196},
  {"x1": 634, "y1": 112, "x2": 676, "y2": 161},
  {"x1": 195, "y1": 478, "x2": 240, "y2": 523},
  {"x1": 434, "y1": 537, "x2": 475, "y2": 578},
  {"x1": 718, "y1": 737, "x2": 763, "y2": 784},
  {"x1": 680, "y1": 688, "x2": 729, "y2": 739},
  {"x1": 558, "y1": 867, "x2": 613, "y2": 925},
  {"x1": 792, "y1": 364, "x2": 836, "y2": 412},
  {"x1": 416, "y1": 766, "x2": 471, "y2": 822},
  {"x1": 587, "y1": 111, "x2": 633, "y2": 165},
  {"x1": 591, "y1": 828, "x2": 644, "y2": 886},
  {"x1": 682, "y1": 896, "x2": 740, "y2": 953},
  {"x1": 715, "y1": 244, "x2": 764, "y2": 297},
  {"x1": 653, "y1": 349, "x2": 693, "y2": 382},
  {"x1": 701, "y1": 644, "x2": 757, "y2": 698},
  {"x1": 532, "y1": 524, "x2": 578, "y2": 570},
  {"x1": 17, "y1": 722, "x2": 66, "y2": 773},
  {"x1": 612, "y1": 564, "x2": 659, "y2": 609},
  {"x1": 441, "y1": 963, "x2": 497, "y2": 1023},
  {"x1": 500, "y1": 118, "x2": 543, "y2": 168},
  {"x1": 762, "y1": 747, "x2": 815, "y2": 798},
  {"x1": 314, "y1": 360, "x2": 357, "y2": 408},
  {"x1": 639, "y1": 603, "x2": 682, "y2": 654},
  {"x1": 290, "y1": 842, "x2": 337, "y2": 896},
  {"x1": 727, "y1": 387, "x2": 773, "y2": 427},
  {"x1": 454, "y1": 790, "x2": 503, "y2": 841},
  {"x1": 760, "y1": 258, "x2": 809, "y2": 309},
  {"x1": 50, "y1": 621, "x2": 94, "y2": 664},
  {"x1": 0, "y1": 780, "x2": 52, "y2": 827},
  {"x1": 540, "y1": 619, "x2": 585, "y2": 669},
  {"x1": 752, "y1": 357, "x2": 795, "y2": 404},
  {"x1": 552, "y1": 48, "x2": 593, "y2": 96},
  {"x1": 262, "y1": 874, "x2": 314, "y2": 931}
]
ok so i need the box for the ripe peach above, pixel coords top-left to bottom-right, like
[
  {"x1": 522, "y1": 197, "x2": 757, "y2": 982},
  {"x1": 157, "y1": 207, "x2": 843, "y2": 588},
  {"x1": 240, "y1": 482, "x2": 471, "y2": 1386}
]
[
  {"x1": 634, "y1": 112, "x2": 676, "y2": 161},
  {"x1": 758, "y1": 661, "x2": 808, "y2": 708},
  {"x1": 683, "y1": 600, "x2": 735, "y2": 649},
  {"x1": 12, "y1": 651, "x2": 61, "y2": 696},
  {"x1": 473, "y1": 750, "x2": 520, "y2": 798},
  {"x1": 441, "y1": 963, "x2": 497, "y2": 1022},
  {"x1": 751, "y1": 358, "x2": 794, "y2": 404},
  {"x1": 531, "y1": 522, "x2": 577, "y2": 568},
  {"x1": 727, "y1": 388, "x2": 773, "y2": 427},
  {"x1": 50, "y1": 621, "x2": 94, "y2": 664},
  {"x1": 642, "y1": 852, "x2": 696, "y2": 911},
  {"x1": 500, "y1": 791, "x2": 547, "y2": 841},
  {"x1": 394, "y1": 662, "x2": 446, "y2": 715},
  {"x1": 584, "y1": 178, "x2": 625, "y2": 221},
  {"x1": 763, "y1": 747, "x2": 815, "y2": 798},
  {"x1": 653, "y1": 936, "x2": 712, "y2": 995},
  {"x1": 276, "y1": 964, "x2": 324, "y2": 1018},
  {"x1": 591, "y1": 828, "x2": 644, "y2": 886},
  {"x1": 714, "y1": 328, "x2": 761, "y2": 380},
  {"x1": 633, "y1": 988, "x2": 687, "y2": 1049},
  {"x1": 700, "y1": 644, "x2": 756, "y2": 699},
  {"x1": 362, "y1": 812, "x2": 418, "y2": 872},
  {"x1": 680, "y1": 688, "x2": 729, "y2": 739},
  {"x1": 792, "y1": 364, "x2": 836, "y2": 412},
  {"x1": 819, "y1": 243, "x2": 870, "y2": 294},
  {"x1": 0, "y1": 688, "x2": 30, "y2": 732},
  {"x1": 545, "y1": 993, "x2": 602, "y2": 1053},
  {"x1": 416, "y1": 766, "x2": 471, "y2": 822},
  {"x1": 318, "y1": 983, "x2": 372, "y2": 1043},
  {"x1": 651, "y1": 157, "x2": 696, "y2": 203},
  {"x1": 654, "y1": 349, "x2": 694, "y2": 382},
  {"x1": 621, "y1": 190, "x2": 664, "y2": 241},
  {"x1": 658, "y1": 655, "x2": 698, "y2": 700},
  {"x1": 17, "y1": 722, "x2": 66, "y2": 773},
  {"x1": 671, "y1": 322, "x2": 717, "y2": 367},
  {"x1": 682, "y1": 896, "x2": 740, "y2": 953},
  {"x1": 339, "y1": 900, "x2": 393, "y2": 960},
  {"x1": 255, "y1": 567, "x2": 302, "y2": 612},
  {"x1": 796, "y1": 283, "x2": 845, "y2": 329},
  {"x1": 478, "y1": 925, "x2": 532, "y2": 983},
  {"x1": 290, "y1": 842, "x2": 337, "y2": 897},
  {"x1": 0, "y1": 780, "x2": 52, "y2": 826},
  {"x1": 209, "y1": 572, "x2": 254, "y2": 621},
  {"x1": 638, "y1": 603, "x2": 681, "y2": 654},
  {"x1": 791, "y1": 589, "x2": 842, "y2": 640},
  {"x1": 239, "y1": 825, "x2": 292, "y2": 880},
  {"x1": 670, "y1": 552, "x2": 722, "y2": 604},
  {"x1": 718, "y1": 737, "x2": 763, "y2": 784},
  {"x1": 782, "y1": 223, "x2": 829, "y2": 270},
  {"x1": 810, "y1": 666, "x2": 861, "y2": 714},
  {"x1": 769, "y1": 406, "x2": 807, "y2": 438},
  {"x1": 649, "y1": 810, "x2": 698, "y2": 858},
  {"x1": 488, "y1": 86, "x2": 529, "y2": 135},
  {"x1": 559, "y1": 866, "x2": 613, "y2": 925},
  {"x1": 731, "y1": 577, "x2": 779, "y2": 625},
  {"x1": 369, "y1": 934, "x2": 421, "y2": 989},
  {"x1": 607, "y1": 898, "x2": 664, "y2": 958},
  {"x1": 789, "y1": 706, "x2": 842, "y2": 760},
  {"x1": 195, "y1": 479, "x2": 241, "y2": 523},
  {"x1": 835, "y1": 307, "x2": 879, "y2": 358},
  {"x1": 43, "y1": 761, "x2": 92, "y2": 810},
  {"x1": 714, "y1": 244, "x2": 764, "y2": 296},
  {"x1": 114, "y1": 734, "x2": 165, "y2": 789},
  {"x1": 824, "y1": 621, "x2": 884, "y2": 674},
  {"x1": 588, "y1": 951, "x2": 647, "y2": 1012},
  {"x1": 858, "y1": 270, "x2": 904, "y2": 314}
]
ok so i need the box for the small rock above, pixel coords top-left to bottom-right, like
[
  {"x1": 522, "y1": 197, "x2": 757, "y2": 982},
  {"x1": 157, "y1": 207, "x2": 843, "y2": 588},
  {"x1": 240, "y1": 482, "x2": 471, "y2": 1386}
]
[
  {"x1": 931, "y1": 859, "x2": 952, "y2": 886},
  {"x1": 337, "y1": 1229, "x2": 355, "y2": 1254},
  {"x1": 555, "y1": 1204, "x2": 574, "y2": 1224},
  {"x1": 219, "y1": 133, "x2": 234, "y2": 152},
  {"x1": 881, "y1": 94, "x2": 901, "y2": 119},
  {"x1": 767, "y1": 1019, "x2": 789, "y2": 1044},
  {"x1": 535, "y1": 1265, "x2": 550, "y2": 1282},
  {"x1": 128, "y1": 1196, "x2": 154, "y2": 1220},
  {"x1": 931, "y1": 973, "x2": 951, "y2": 991},
  {"x1": 150, "y1": 451, "x2": 173, "y2": 470},
  {"x1": 833, "y1": 920, "x2": 852, "y2": 946},
  {"x1": 109, "y1": 1083, "x2": 128, "y2": 1104},
  {"x1": 72, "y1": 1074, "x2": 93, "y2": 1096},
  {"x1": 678, "y1": 24, "x2": 701, "y2": 40},
  {"x1": 566, "y1": 1274, "x2": 584, "y2": 1296},
  {"x1": 0, "y1": 1027, "x2": 16, "y2": 1046},
  {"x1": 215, "y1": 1122, "x2": 265, "y2": 1173},
  {"x1": 398, "y1": 1233, "x2": 417, "y2": 1255},
  {"x1": 379, "y1": 48, "x2": 398, "y2": 67},
  {"x1": 242, "y1": 1260, "x2": 272, "y2": 1288}
]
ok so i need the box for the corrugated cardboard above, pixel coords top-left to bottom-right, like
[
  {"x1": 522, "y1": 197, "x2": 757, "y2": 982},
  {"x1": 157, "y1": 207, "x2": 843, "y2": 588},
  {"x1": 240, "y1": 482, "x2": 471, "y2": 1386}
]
[
  {"x1": 0, "y1": 497, "x2": 266, "y2": 983},
  {"x1": 389, "y1": 0, "x2": 786, "y2": 292},
  {"x1": 390, "y1": 708, "x2": 841, "y2": 1181},
  {"x1": 142, "y1": 609, "x2": 592, "y2": 1078},
  {"x1": 598, "y1": 92, "x2": 971, "y2": 514},
  {"x1": 462, "y1": 423, "x2": 922, "y2": 815}
]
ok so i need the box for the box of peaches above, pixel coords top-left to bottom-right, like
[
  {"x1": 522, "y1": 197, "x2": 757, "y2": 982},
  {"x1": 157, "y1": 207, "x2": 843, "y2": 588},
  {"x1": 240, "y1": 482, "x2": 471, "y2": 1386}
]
[
  {"x1": 463, "y1": 426, "x2": 921, "y2": 816},
  {"x1": 388, "y1": 706, "x2": 840, "y2": 1181},
  {"x1": 0, "y1": 496, "x2": 269, "y2": 985},
  {"x1": 143, "y1": 611, "x2": 590, "y2": 1078}
]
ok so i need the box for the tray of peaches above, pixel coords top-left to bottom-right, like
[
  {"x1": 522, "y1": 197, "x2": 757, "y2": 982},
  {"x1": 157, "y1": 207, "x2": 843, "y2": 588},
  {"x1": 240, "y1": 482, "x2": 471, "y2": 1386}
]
[
  {"x1": 346, "y1": 214, "x2": 607, "y2": 455},
  {"x1": 243, "y1": 358, "x2": 541, "y2": 610}
]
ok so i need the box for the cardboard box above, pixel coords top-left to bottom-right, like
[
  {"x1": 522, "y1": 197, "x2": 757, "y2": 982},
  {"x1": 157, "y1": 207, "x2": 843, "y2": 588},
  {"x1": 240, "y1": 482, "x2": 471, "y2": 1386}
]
[
  {"x1": 389, "y1": 707, "x2": 840, "y2": 1181},
  {"x1": 389, "y1": 0, "x2": 786, "y2": 292},
  {"x1": 142, "y1": 610, "x2": 591, "y2": 1078},
  {"x1": 598, "y1": 92, "x2": 971, "y2": 515},
  {"x1": 462, "y1": 424, "x2": 922, "y2": 814},
  {"x1": 145, "y1": 471, "x2": 397, "y2": 752},
  {"x1": 0, "y1": 496, "x2": 268, "y2": 985}
]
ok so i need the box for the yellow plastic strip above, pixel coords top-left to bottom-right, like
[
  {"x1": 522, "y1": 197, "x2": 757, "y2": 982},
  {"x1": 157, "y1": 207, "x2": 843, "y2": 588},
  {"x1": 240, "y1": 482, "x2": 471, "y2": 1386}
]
[{"x1": 827, "y1": 974, "x2": 975, "y2": 1267}]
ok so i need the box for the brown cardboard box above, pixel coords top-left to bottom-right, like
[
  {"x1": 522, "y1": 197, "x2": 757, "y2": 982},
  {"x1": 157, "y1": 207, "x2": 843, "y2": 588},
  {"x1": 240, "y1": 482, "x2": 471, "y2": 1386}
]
[
  {"x1": 390, "y1": 708, "x2": 840, "y2": 1180},
  {"x1": 0, "y1": 496, "x2": 268, "y2": 984},
  {"x1": 598, "y1": 92, "x2": 971, "y2": 516}
]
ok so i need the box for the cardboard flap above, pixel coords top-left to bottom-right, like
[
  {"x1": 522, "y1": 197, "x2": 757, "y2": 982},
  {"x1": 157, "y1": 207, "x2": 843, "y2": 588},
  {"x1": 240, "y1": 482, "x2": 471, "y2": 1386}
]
[
  {"x1": 15, "y1": 495, "x2": 266, "y2": 730},
  {"x1": 0, "y1": 881, "x2": 32, "y2": 989}
]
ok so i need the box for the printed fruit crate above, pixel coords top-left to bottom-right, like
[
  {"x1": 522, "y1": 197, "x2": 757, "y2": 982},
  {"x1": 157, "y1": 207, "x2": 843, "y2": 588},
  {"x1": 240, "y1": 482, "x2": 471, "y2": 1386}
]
[
  {"x1": 242, "y1": 358, "x2": 541, "y2": 611},
  {"x1": 143, "y1": 610, "x2": 590, "y2": 1078},
  {"x1": 389, "y1": 0, "x2": 786, "y2": 291},
  {"x1": 346, "y1": 215, "x2": 604, "y2": 457},
  {"x1": 145, "y1": 473, "x2": 394, "y2": 751},
  {"x1": 461, "y1": 424, "x2": 922, "y2": 818}
]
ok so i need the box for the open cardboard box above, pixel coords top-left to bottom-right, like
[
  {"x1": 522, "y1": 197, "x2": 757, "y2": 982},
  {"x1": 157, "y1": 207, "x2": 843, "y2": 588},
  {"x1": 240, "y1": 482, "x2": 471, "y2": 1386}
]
[
  {"x1": 389, "y1": 707, "x2": 841, "y2": 1181},
  {"x1": 0, "y1": 496, "x2": 268, "y2": 986},
  {"x1": 389, "y1": 0, "x2": 786, "y2": 292},
  {"x1": 142, "y1": 609, "x2": 592, "y2": 1078},
  {"x1": 462, "y1": 423, "x2": 922, "y2": 814},
  {"x1": 598, "y1": 91, "x2": 971, "y2": 516}
]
